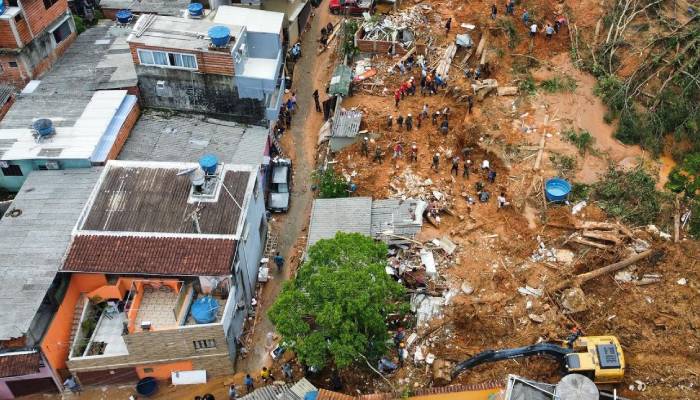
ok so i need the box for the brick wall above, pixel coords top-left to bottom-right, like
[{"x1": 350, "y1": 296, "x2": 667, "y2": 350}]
[
  {"x1": 0, "y1": 54, "x2": 30, "y2": 88},
  {"x1": 107, "y1": 100, "x2": 140, "y2": 160},
  {"x1": 0, "y1": 93, "x2": 15, "y2": 121},
  {"x1": 66, "y1": 324, "x2": 234, "y2": 377},
  {"x1": 129, "y1": 43, "x2": 235, "y2": 76},
  {"x1": 0, "y1": 20, "x2": 18, "y2": 48},
  {"x1": 16, "y1": 16, "x2": 32, "y2": 45},
  {"x1": 355, "y1": 27, "x2": 426, "y2": 56},
  {"x1": 21, "y1": 0, "x2": 69, "y2": 36}
]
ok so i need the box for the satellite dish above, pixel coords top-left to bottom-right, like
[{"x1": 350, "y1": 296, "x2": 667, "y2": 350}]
[{"x1": 556, "y1": 374, "x2": 599, "y2": 400}]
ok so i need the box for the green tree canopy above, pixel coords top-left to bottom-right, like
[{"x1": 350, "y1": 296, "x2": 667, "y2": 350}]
[{"x1": 268, "y1": 233, "x2": 406, "y2": 369}]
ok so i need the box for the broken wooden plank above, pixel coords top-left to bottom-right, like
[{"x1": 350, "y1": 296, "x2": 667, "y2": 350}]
[
  {"x1": 497, "y1": 86, "x2": 518, "y2": 96},
  {"x1": 460, "y1": 47, "x2": 474, "y2": 66},
  {"x1": 533, "y1": 133, "x2": 546, "y2": 171},
  {"x1": 476, "y1": 35, "x2": 487, "y2": 58},
  {"x1": 552, "y1": 249, "x2": 655, "y2": 291},
  {"x1": 581, "y1": 230, "x2": 623, "y2": 245},
  {"x1": 570, "y1": 236, "x2": 611, "y2": 250}
]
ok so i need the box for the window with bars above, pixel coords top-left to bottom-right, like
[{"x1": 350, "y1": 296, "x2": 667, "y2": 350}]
[
  {"x1": 137, "y1": 49, "x2": 197, "y2": 70},
  {"x1": 193, "y1": 339, "x2": 216, "y2": 350}
]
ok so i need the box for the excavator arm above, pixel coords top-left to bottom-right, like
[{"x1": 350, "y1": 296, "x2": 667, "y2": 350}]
[{"x1": 452, "y1": 343, "x2": 573, "y2": 379}]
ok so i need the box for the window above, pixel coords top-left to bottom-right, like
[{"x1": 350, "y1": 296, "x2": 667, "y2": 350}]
[
  {"x1": 43, "y1": 0, "x2": 58, "y2": 9},
  {"x1": 52, "y1": 20, "x2": 72, "y2": 45},
  {"x1": 14, "y1": 14, "x2": 23, "y2": 23},
  {"x1": 193, "y1": 339, "x2": 216, "y2": 350},
  {"x1": 8, "y1": 62, "x2": 17, "y2": 68},
  {"x1": 9, "y1": 0, "x2": 18, "y2": 6},
  {"x1": 142, "y1": 368, "x2": 154, "y2": 373},
  {"x1": 1, "y1": 165, "x2": 22, "y2": 177},
  {"x1": 137, "y1": 49, "x2": 198, "y2": 70}
]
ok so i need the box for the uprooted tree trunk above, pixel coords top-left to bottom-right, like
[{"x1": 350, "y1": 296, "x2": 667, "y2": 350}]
[{"x1": 551, "y1": 249, "x2": 656, "y2": 292}]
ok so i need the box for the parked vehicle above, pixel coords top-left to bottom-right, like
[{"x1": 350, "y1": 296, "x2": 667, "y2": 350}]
[
  {"x1": 268, "y1": 157, "x2": 292, "y2": 212},
  {"x1": 329, "y1": 0, "x2": 375, "y2": 15}
]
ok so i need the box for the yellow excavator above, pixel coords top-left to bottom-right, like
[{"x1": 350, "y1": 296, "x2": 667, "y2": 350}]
[{"x1": 452, "y1": 334, "x2": 625, "y2": 384}]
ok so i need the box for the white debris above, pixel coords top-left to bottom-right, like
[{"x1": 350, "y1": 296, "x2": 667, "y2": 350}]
[
  {"x1": 571, "y1": 200, "x2": 587, "y2": 215},
  {"x1": 461, "y1": 281, "x2": 474, "y2": 295},
  {"x1": 632, "y1": 238, "x2": 651, "y2": 253},
  {"x1": 646, "y1": 224, "x2": 672, "y2": 240},
  {"x1": 420, "y1": 249, "x2": 437, "y2": 277},
  {"x1": 518, "y1": 286, "x2": 543, "y2": 297},
  {"x1": 677, "y1": 278, "x2": 688, "y2": 285},
  {"x1": 554, "y1": 249, "x2": 575, "y2": 264},
  {"x1": 528, "y1": 313, "x2": 545, "y2": 323}
]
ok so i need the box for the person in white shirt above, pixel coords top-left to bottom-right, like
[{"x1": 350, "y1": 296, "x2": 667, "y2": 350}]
[
  {"x1": 482, "y1": 159, "x2": 490, "y2": 170},
  {"x1": 530, "y1": 23, "x2": 538, "y2": 37},
  {"x1": 497, "y1": 192, "x2": 509, "y2": 209}
]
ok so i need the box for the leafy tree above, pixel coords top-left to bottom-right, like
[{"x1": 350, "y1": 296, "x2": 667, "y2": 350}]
[
  {"x1": 592, "y1": 167, "x2": 663, "y2": 225},
  {"x1": 313, "y1": 168, "x2": 348, "y2": 198},
  {"x1": 666, "y1": 152, "x2": 700, "y2": 197},
  {"x1": 268, "y1": 233, "x2": 407, "y2": 369}
]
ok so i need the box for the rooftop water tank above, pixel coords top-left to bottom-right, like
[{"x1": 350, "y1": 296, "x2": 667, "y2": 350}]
[
  {"x1": 190, "y1": 296, "x2": 219, "y2": 324},
  {"x1": 199, "y1": 154, "x2": 218, "y2": 175},
  {"x1": 208, "y1": 25, "x2": 231, "y2": 47},
  {"x1": 32, "y1": 119, "x2": 54, "y2": 137},
  {"x1": 116, "y1": 9, "x2": 132, "y2": 24},
  {"x1": 188, "y1": 2, "x2": 204, "y2": 17},
  {"x1": 544, "y1": 178, "x2": 572, "y2": 202}
]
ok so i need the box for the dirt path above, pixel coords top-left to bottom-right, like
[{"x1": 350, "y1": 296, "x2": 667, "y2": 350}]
[{"x1": 236, "y1": 6, "x2": 334, "y2": 376}]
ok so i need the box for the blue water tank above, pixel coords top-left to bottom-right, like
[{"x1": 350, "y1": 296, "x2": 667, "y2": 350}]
[
  {"x1": 33, "y1": 119, "x2": 54, "y2": 137},
  {"x1": 545, "y1": 178, "x2": 572, "y2": 202},
  {"x1": 116, "y1": 9, "x2": 132, "y2": 24},
  {"x1": 190, "y1": 296, "x2": 220, "y2": 324},
  {"x1": 208, "y1": 25, "x2": 231, "y2": 47},
  {"x1": 199, "y1": 154, "x2": 218, "y2": 174},
  {"x1": 188, "y1": 2, "x2": 204, "y2": 17}
]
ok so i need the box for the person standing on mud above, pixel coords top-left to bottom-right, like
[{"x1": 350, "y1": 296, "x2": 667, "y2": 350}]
[
  {"x1": 361, "y1": 137, "x2": 369, "y2": 157},
  {"x1": 387, "y1": 115, "x2": 393, "y2": 129},
  {"x1": 417, "y1": 112, "x2": 422, "y2": 128},
  {"x1": 394, "y1": 89, "x2": 401, "y2": 108},
  {"x1": 397, "y1": 114, "x2": 404, "y2": 129},
  {"x1": 451, "y1": 156, "x2": 460, "y2": 175},
  {"x1": 432, "y1": 111, "x2": 440, "y2": 125},
  {"x1": 410, "y1": 144, "x2": 418, "y2": 163},
  {"x1": 491, "y1": 4, "x2": 498, "y2": 19},
  {"x1": 374, "y1": 147, "x2": 383, "y2": 164},
  {"x1": 545, "y1": 24, "x2": 555, "y2": 40},
  {"x1": 312, "y1": 89, "x2": 321, "y2": 112},
  {"x1": 463, "y1": 159, "x2": 472, "y2": 178},
  {"x1": 405, "y1": 114, "x2": 413, "y2": 131},
  {"x1": 432, "y1": 153, "x2": 440, "y2": 170},
  {"x1": 445, "y1": 17, "x2": 452, "y2": 34},
  {"x1": 467, "y1": 95, "x2": 474, "y2": 114},
  {"x1": 440, "y1": 119, "x2": 449, "y2": 135}
]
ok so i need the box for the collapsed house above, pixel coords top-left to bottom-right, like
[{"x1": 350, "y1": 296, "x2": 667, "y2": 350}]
[
  {"x1": 355, "y1": 6, "x2": 429, "y2": 55},
  {"x1": 307, "y1": 196, "x2": 425, "y2": 249}
]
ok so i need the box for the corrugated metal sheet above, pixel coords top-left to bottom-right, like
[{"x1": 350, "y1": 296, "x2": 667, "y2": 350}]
[
  {"x1": 239, "y1": 383, "x2": 294, "y2": 400},
  {"x1": 307, "y1": 197, "x2": 373, "y2": 248},
  {"x1": 289, "y1": 378, "x2": 317, "y2": 399},
  {"x1": 0, "y1": 168, "x2": 102, "y2": 340},
  {"x1": 370, "y1": 198, "x2": 425, "y2": 244},
  {"x1": 331, "y1": 109, "x2": 363, "y2": 139}
]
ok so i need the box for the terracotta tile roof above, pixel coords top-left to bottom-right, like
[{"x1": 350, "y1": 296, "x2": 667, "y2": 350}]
[
  {"x1": 317, "y1": 389, "x2": 355, "y2": 400},
  {"x1": 410, "y1": 381, "x2": 503, "y2": 398},
  {"x1": 63, "y1": 235, "x2": 236, "y2": 276},
  {"x1": 0, "y1": 352, "x2": 41, "y2": 378}
]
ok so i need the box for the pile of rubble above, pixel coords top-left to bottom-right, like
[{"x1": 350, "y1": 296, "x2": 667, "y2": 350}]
[{"x1": 360, "y1": 5, "x2": 431, "y2": 46}]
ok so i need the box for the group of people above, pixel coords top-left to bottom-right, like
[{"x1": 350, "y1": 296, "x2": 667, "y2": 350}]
[{"x1": 482, "y1": 1, "x2": 568, "y2": 41}]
